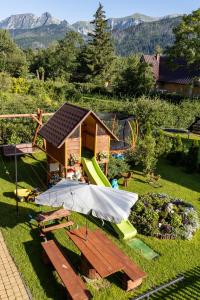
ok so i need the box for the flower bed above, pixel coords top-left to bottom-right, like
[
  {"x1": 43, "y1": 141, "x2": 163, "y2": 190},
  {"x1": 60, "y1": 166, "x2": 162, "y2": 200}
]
[{"x1": 129, "y1": 193, "x2": 199, "y2": 240}]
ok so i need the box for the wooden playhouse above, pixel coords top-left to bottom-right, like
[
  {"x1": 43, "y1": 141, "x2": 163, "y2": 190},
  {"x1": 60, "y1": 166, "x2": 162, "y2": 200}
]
[{"x1": 39, "y1": 103, "x2": 118, "y2": 182}]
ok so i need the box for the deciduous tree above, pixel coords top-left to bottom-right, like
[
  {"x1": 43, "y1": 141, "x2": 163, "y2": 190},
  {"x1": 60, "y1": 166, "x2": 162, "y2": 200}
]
[
  {"x1": 0, "y1": 30, "x2": 27, "y2": 77},
  {"x1": 167, "y1": 8, "x2": 200, "y2": 69},
  {"x1": 115, "y1": 55, "x2": 155, "y2": 96}
]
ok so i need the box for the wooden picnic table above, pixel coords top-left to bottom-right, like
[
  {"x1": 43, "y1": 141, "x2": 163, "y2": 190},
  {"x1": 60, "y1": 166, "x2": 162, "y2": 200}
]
[
  {"x1": 67, "y1": 227, "x2": 146, "y2": 291},
  {"x1": 36, "y1": 208, "x2": 71, "y2": 224},
  {"x1": 35, "y1": 209, "x2": 72, "y2": 233}
]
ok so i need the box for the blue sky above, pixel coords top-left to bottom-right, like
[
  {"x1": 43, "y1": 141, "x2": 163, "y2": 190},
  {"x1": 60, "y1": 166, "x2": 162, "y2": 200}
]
[{"x1": 0, "y1": 0, "x2": 199, "y2": 23}]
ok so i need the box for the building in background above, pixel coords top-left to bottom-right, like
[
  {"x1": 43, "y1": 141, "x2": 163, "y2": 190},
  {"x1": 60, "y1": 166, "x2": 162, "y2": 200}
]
[{"x1": 142, "y1": 54, "x2": 200, "y2": 97}]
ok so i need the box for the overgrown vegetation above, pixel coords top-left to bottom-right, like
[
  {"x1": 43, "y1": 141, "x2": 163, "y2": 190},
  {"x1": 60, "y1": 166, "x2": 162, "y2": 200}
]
[{"x1": 107, "y1": 156, "x2": 130, "y2": 179}]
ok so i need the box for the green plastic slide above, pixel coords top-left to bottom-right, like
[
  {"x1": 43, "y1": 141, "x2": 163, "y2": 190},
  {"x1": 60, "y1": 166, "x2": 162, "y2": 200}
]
[
  {"x1": 127, "y1": 238, "x2": 159, "y2": 260},
  {"x1": 112, "y1": 220, "x2": 137, "y2": 240},
  {"x1": 82, "y1": 157, "x2": 137, "y2": 240},
  {"x1": 81, "y1": 157, "x2": 111, "y2": 187}
]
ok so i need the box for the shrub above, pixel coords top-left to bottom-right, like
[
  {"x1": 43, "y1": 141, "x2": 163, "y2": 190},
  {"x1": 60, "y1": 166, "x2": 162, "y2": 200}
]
[
  {"x1": 11, "y1": 77, "x2": 29, "y2": 94},
  {"x1": 185, "y1": 140, "x2": 199, "y2": 173},
  {"x1": 107, "y1": 156, "x2": 130, "y2": 179},
  {"x1": 155, "y1": 129, "x2": 173, "y2": 157},
  {"x1": 167, "y1": 135, "x2": 186, "y2": 165},
  {"x1": 124, "y1": 149, "x2": 137, "y2": 168},
  {"x1": 129, "y1": 193, "x2": 199, "y2": 240},
  {"x1": 133, "y1": 131, "x2": 157, "y2": 175},
  {"x1": 28, "y1": 79, "x2": 46, "y2": 96},
  {"x1": 0, "y1": 72, "x2": 12, "y2": 92}
]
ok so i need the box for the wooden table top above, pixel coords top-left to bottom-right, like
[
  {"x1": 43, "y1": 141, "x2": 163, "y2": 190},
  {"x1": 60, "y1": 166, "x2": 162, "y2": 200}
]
[
  {"x1": 67, "y1": 227, "x2": 124, "y2": 278},
  {"x1": 36, "y1": 208, "x2": 71, "y2": 223}
]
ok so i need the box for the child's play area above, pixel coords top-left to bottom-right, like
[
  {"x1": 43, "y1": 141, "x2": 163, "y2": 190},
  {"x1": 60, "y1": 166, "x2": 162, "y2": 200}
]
[{"x1": 0, "y1": 102, "x2": 200, "y2": 300}]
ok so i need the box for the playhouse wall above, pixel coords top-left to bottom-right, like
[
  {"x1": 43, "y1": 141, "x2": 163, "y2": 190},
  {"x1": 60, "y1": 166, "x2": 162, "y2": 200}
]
[
  {"x1": 82, "y1": 115, "x2": 96, "y2": 152},
  {"x1": 65, "y1": 126, "x2": 81, "y2": 163},
  {"x1": 95, "y1": 124, "x2": 110, "y2": 162},
  {"x1": 46, "y1": 141, "x2": 66, "y2": 166},
  {"x1": 66, "y1": 137, "x2": 81, "y2": 162},
  {"x1": 85, "y1": 135, "x2": 95, "y2": 152},
  {"x1": 96, "y1": 135, "x2": 110, "y2": 153}
]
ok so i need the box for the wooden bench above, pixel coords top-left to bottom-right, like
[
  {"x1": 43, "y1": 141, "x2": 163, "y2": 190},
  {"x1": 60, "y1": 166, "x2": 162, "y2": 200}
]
[
  {"x1": 41, "y1": 240, "x2": 89, "y2": 300},
  {"x1": 42, "y1": 221, "x2": 74, "y2": 233}
]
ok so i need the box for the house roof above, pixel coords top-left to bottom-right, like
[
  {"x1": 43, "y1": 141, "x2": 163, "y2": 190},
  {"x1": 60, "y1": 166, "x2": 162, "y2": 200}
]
[
  {"x1": 142, "y1": 55, "x2": 160, "y2": 80},
  {"x1": 143, "y1": 55, "x2": 200, "y2": 85},
  {"x1": 39, "y1": 103, "x2": 119, "y2": 148}
]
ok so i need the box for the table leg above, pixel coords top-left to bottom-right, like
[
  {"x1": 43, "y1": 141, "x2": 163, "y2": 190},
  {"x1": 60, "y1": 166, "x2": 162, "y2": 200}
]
[
  {"x1": 80, "y1": 254, "x2": 101, "y2": 280},
  {"x1": 122, "y1": 273, "x2": 143, "y2": 291}
]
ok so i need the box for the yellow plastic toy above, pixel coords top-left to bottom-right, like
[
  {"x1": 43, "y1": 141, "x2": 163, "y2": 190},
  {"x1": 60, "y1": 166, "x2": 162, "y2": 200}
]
[{"x1": 14, "y1": 188, "x2": 39, "y2": 202}]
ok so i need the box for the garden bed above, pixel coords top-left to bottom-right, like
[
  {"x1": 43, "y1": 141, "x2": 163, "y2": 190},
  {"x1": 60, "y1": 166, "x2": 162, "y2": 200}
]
[{"x1": 129, "y1": 193, "x2": 199, "y2": 240}]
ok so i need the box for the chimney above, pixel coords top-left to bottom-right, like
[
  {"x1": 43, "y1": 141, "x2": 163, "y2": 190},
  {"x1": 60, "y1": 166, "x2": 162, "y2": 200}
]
[{"x1": 156, "y1": 53, "x2": 160, "y2": 62}]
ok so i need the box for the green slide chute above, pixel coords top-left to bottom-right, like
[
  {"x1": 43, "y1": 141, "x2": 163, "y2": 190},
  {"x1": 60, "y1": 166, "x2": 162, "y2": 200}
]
[
  {"x1": 81, "y1": 157, "x2": 111, "y2": 187},
  {"x1": 82, "y1": 157, "x2": 137, "y2": 240},
  {"x1": 112, "y1": 219, "x2": 137, "y2": 240}
]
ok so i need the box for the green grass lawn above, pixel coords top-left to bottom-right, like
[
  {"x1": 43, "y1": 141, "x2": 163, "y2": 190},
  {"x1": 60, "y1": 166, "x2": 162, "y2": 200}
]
[{"x1": 0, "y1": 152, "x2": 200, "y2": 300}]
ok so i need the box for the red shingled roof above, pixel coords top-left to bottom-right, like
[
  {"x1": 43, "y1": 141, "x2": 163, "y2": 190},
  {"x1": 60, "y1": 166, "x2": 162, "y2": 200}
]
[
  {"x1": 143, "y1": 55, "x2": 200, "y2": 85},
  {"x1": 159, "y1": 57, "x2": 200, "y2": 85},
  {"x1": 39, "y1": 103, "x2": 118, "y2": 148}
]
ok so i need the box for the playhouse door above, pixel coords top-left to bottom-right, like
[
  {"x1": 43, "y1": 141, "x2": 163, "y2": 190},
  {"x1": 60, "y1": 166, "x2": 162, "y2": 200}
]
[{"x1": 81, "y1": 123, "x2": 95, "y2": 153}]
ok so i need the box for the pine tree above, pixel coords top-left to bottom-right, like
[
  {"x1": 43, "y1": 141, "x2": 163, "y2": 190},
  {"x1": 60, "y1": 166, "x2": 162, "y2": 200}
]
[{"x1": 83, "y1": 3, "x2": 115, "y2": 84}]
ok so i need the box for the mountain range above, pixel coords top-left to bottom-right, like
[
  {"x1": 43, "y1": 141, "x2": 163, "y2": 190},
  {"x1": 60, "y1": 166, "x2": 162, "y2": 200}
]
[{"x1": 0, "y1": 12, "x2": 183, "y2": 55}]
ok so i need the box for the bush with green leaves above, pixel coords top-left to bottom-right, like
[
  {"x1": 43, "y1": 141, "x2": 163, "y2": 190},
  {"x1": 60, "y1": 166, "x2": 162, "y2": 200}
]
[
  {"x1": 167, "y1": 134, "x2": 186, "y2": 165},
  {"x1": 125, "y1": 129, "x2": 173, "y2": 171},
  {"x1": 114, "y1": 55, "x2": 155, "y2": 96},
  {"x1": 0, "y1": 72, "x2": 12, "y2": 92},
  {"x1": 11, "y1": 77, "x2": 30, "y2": 94},
  {"x1": 132, "y1": 129, "x2": 157, "y2": 175},
  {"x1": 155, "y1": 129, "x2": 173, "y2": 157},
  {"x1": 129, "y1": 193, "x2": 199, "y2": 240},
  {"x1": 107, "y1": 156, "x2": 130, "y2": 180},
  {"x1": 185, "y1": 140, "x2": 199, "y2": 173}
]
